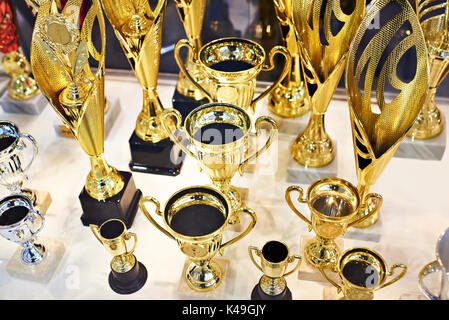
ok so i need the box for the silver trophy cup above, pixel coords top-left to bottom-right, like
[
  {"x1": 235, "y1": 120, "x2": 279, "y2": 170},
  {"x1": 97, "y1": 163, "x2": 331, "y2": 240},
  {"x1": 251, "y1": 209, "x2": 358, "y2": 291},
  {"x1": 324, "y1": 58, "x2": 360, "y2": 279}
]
[
  {"x1": 0, "y1": 194, "x2": 46, "y2": 264},
  {"x1": 419, "y1": 227, "x2": 449, "y2": 300}
]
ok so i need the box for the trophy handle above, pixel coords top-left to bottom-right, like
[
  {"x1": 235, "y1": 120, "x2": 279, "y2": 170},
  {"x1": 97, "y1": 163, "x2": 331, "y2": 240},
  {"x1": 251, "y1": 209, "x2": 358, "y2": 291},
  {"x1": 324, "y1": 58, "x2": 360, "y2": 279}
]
[
  {"x1": 250, "y1": 46, "x2": 291, "y2": 114},
  {"x1": 379, "y1": 263, "x2": 407, "y2": 290},
  {"x1": 18, "y1": 133, "x2": 38, "y2": 173},
  {"x1": 319, "y1": 267, "x2": 342, "y2": 293},
  {"x1": 418, "y1": 260, "x2": 442, "y2": 300},
  {"x1": 238, "y1": 116, "x2": 278, "y2": 175},
  {"x1": 220, "y1": 207, "x2": 256, "y2": 253},
  {"x1": 29, "y1": 209, "x2": 45, "y2": 236},
  {"x1": 285, "y1": 185, "x2": 312, "y2": 231},
  {"x1": 347, "y1": 193, "x2": 383, "y2": 228},
  {"x1": 89, "y1": 224, "x2": 103, "y2": 244},
  {"x1": 284, "y1": 255, "x2": 302, "y2": 277},
  {"x1": 125, "y1": 232, "x2": 138, "y2": 256},
  {"x1": 248, "y1": 246, "x2": 263, "y2": 272},
  {"x1": 139, "y1": 196, "x2": 175, "y2": 241},
  {"x1": 174, "y1": 39, "x2": 213, "y2": 102},
  {"x1": 161, "y1": 108, "x2": 198, "y2": 162}
]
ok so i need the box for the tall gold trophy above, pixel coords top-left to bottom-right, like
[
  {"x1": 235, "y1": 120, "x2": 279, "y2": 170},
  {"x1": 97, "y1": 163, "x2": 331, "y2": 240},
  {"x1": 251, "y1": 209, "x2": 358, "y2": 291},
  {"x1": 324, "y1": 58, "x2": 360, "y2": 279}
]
[
  {"x1": 346, "y1": 0, "x2": 429, "y2": 228},
  {"x1": 268, "y1": 0, "x2": 307, "y2": 118},
  {"x1": 30, "y1": 0, "x2": 142, "y2": 227},
  {"x1": 172, "y1": 0, "x2": 209, "y2": 119},
  {"x1": 407, "y1": 0, "x2": 449, "y2": 140},
  {"x1": 290, "y1": 0, "x2": 365, "y2": 168},
  {"x1": 100, "y1": 0, "x2": 184, "y2": 176}
]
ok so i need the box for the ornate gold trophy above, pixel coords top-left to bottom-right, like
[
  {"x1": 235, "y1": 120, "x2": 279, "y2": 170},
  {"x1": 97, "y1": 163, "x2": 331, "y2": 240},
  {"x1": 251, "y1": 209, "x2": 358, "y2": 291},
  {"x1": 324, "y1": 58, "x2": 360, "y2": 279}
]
[
  {"x1": 101, "y1": 0, "x2": 184, "y2": 176},
  {"x1": 290, "y1": 0, "x2": 365, "y2": 168},
  {"x1": 30, "y1": 0, "x2": 142, "y2": 227},
  {"x1": 172, "y1": 0, "x2": 209, "y2": 119},
  {"x1": 407, "y1": 0, "x2": 449, "y2": 140},
  {"x1": 268, "y1": 0, "x2": 307, "y2": 118},
  {"x1": 346, "y1": 0, "x2": 429, "y2": 228}
]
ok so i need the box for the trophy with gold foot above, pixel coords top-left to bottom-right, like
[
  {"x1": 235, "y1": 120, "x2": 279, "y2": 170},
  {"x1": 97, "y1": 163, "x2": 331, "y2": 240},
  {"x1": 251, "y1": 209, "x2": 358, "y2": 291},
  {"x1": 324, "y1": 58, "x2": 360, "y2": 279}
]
[
  {"x1": 345, "y1": 0, "x2": 429, "y2": 229},
  {"x1": 101, "y1": 0, "x2": 184, "y2": 176},
  {"x1": 30, "y1": 0, "x2": 142, "y2": 228},
  {"x1": 286, "y1": 0, "x2": 365, "y2": 184},
  {"x1": 172, "y1": 0, "x2": 209, "y2": 121},
  {"x1": 396, "y1": 0, "x2": 449, "y2": 160},
  {"x1": 0, "y1": 0, "x2": 47, "y2": 115}
]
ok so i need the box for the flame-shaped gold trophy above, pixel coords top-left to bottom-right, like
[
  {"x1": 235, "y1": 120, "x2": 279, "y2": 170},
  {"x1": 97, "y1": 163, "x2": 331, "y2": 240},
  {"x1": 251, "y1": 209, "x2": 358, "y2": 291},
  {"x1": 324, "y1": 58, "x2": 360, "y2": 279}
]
[
  {"x1": 346, "y1": 0, "x2": 429, "y2": 228},
  {"x1": 30, "y1": 0, "x2": 142, "y2": 227},
  {"x1": 101, "y1": 0, "x2": 184, "y2": 176},
  {"x1": 290, "y1": 0, "x2": 365, "y2": 168},
  {"x1": 268, "y1": 0, "x2": 307, "y2": 118},
  {"x1": 172, "y1": 0, "x2": 209, "y2": 120}
]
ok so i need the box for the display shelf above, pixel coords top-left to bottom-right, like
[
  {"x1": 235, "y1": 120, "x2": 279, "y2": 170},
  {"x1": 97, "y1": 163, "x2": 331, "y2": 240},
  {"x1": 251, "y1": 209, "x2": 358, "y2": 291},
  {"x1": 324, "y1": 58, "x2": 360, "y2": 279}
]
[{"x1": 0, "y1": 72, "x2": 447, "y2": 300}]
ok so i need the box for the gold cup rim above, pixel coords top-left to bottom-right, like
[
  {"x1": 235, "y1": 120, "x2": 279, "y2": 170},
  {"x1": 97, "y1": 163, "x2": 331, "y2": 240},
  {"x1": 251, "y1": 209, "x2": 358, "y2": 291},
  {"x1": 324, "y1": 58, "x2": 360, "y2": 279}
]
[
  {"x1": 96, "y1": 218, "x2": 127, "y2": 241},
  {"x1": 160, "y1": 185, "x2": 232, "y2": 242},
  {"x1": 260, "y1": 240, "x2": 291, "y2": 265},
  {"x1": 306, "y1": 177, "x2": 361, "y2": 222},
  {"x1": 198, "y1": 37, "x2": 266, "y2": 75}
]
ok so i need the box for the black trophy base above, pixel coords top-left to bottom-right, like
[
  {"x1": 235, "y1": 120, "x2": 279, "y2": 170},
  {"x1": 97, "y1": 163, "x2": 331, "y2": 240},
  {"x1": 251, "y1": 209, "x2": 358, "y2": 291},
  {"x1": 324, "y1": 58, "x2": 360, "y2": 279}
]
[
  {"x1": 172, "y1": 89, "x2": 209, "y2": 123},
  {"x1": 251, "y1": 282, "x2": 292, "y2": 300},
  {"x1": 79, "y1": 171, "x2": 142, "y2": 229},
  {"x1": 129, "y1": 131, "x2": 184, "y2": 176},
  {"x1": 108, "y1": 259, "x2": 148, "y2": 295}
]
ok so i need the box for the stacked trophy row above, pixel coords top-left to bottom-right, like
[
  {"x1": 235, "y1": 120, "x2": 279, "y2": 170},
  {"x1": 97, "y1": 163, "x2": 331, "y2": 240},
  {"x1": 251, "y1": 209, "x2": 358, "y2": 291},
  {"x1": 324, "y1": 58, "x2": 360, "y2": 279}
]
[{"x1": 0, "y1": 0, "x2": 448, "y2": 299}]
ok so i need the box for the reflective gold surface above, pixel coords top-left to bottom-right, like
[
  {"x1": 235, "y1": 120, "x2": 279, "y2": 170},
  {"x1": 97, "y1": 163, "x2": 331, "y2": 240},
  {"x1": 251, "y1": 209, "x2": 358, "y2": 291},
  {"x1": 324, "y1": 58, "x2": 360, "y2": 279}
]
[
  {"x1": 286, "y1": 177, "x2": 382, "y2": 269},
  {"x1": 268, "y1": 0, "x2": 307, "y2": 118},
  {"x1": 346, "y1": 0, "x2": 429, "y2": 227},
  {"x1": 290, "y1": 0, "x2": 365, "y2": 167},
  {"x1": 408, "y1": 0, "x2": 449, "y2": 140},
  {"x1": 139, "y1": 186, "x2": 256, "y2": 292},
  {"x1": 161, "y1": 104, "x2": 277, "y2": 224},
  {"x1": 30, "y1": 0, "x2": 124, "y2": 201},
  {"x1": 175, "y1": 37, "x2": 290, "y2": 113},
  {"x1": 320, "y1": 247, "x2": 407, "y2": 300},
  {"x1": 101, "y1": 0, "x2": 172, "y2": 142}
]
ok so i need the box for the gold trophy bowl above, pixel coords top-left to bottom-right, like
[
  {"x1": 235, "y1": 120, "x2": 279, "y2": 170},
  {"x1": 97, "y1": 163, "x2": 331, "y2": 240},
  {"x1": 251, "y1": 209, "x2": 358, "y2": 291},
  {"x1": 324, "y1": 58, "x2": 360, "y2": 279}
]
[
  {"x1": 161, "y1": 103, "x2": 277, "y2": 224},
  {"x1": 285, "y1": 177, "x2": 382, "y2": 269},
  {"x1": 175, "y1": 37, "x2": 290, "y2": 113},
  {"x1": 139, "y1": 186, "x2": 256, "y2": 292},
  {"x1": 320, "y1": 247, "x2": 407, "y2": 300}
]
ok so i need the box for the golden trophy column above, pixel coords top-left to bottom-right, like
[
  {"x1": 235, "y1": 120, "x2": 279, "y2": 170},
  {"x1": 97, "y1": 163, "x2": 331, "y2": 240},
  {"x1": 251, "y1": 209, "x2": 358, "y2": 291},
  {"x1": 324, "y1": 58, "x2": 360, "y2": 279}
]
[
  {"x1": 172, "y1": 0, "x2": 209, "y2": 120},
  {"x1": 30, "y1": 0, "x2": 142, "y2": 228},
  {"x1": 101, "y1": 0, "x2": 184, "y2": 176},
  {"x1": 345, "y1": 0, "x2": 429, "y2": 228}
]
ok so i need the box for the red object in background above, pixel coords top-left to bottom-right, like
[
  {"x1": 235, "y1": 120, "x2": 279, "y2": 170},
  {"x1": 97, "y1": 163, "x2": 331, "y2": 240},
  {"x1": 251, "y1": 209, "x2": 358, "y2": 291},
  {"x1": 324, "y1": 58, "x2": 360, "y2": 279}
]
[
  {"x1": 0, "y1": 0, "x2": 20, "y2": 54},
  {"x1": 59, "y1": 0, "x2": 90, "y2": 25}
]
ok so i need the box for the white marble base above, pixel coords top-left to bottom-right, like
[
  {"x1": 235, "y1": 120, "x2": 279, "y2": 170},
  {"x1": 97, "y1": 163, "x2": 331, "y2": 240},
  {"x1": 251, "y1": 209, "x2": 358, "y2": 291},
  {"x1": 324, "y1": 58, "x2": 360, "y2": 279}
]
[
  {"x1": 0, "y1": 90, "x2": 47, "y2": 115},
  {"x1": 269, "y1": 114, "x2": 309, "y2": 136},
  {"x1": 399, "y1": 291, "x2": 428, "y2": 300},
  {"x1": 395, "y1": 126, "x2": 446, "y2": 161},
  {"x1": 176, "y1": 258, "x2": 230, "y2": 300},
  {"x1": 0, "y1": 78, "x2": 7, "y2": 97},
  {"x1": 6, "y1": 238, "x2": 65, "y2": 284},
  {"x1": 287, "y1": 144, "x2": 338, "y2": 185},
  {"x1": 298, "y1": 235, "x2": 343, "y2": 283},
  {"x1": 32, "y1": 189, "x2": 52, "y2": 215},
  {"x1": 322, "y1": 286, "x2": 344, "y2": 300},
  {"x1": 342, "y1": 218, "x2": 383, "y2": 243},
  {"x1": 54, "y1": 96, "x2": 121, "y2": 139}
]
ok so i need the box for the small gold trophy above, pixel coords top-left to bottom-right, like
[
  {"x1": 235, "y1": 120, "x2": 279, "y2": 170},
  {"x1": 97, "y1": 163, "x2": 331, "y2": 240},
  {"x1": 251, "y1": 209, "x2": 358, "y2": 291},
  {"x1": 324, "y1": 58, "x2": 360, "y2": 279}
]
[
  {"x1": 346, "y1": 0, "x2": 429, "y2": 228},
  {"x1": 407, "y1": 0, "x2": 449, "y2": 140},
  {"x1": 268, "y1": 0, "x2": 307, "y2": 118},
  {"x1": 101, "y1": 0, "x2": 184, "y2": 176},
  {"x1": 320, "y1": 247, "x2": 407, "y2": 300},
  {"x1": 290, "y1": 0, "x2": 365, "y2": 168},
  {"x1": 30, "y1": 0, "x2": 142, "y2": 227}
]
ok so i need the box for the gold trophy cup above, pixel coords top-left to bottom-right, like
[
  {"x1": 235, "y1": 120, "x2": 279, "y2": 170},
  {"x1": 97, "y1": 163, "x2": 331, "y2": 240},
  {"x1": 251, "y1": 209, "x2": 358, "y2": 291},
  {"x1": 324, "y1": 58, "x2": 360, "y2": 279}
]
[
  {"x1": 346, "y1": 0, "x2": 429, "y2": 228},
  {"x1": 320, "y1": 247, "x2": 407, "y2": 300},
  {"x1": 139, "y1": 186, "x2": 256, "y2": 292},
  {"x1": 161, "y1": 103, "x2": 277, "y2": 224},
  {"x1": 290, "y1": 0, "x2": 365, "y2": 167},
  {"x1": 285, "y1": 178, "x2": 382, "y2": 269},
  {"x1": 248, "y1": 240, "x2": 301, "y2": 300},
  {"x1": 175, "y1": 37, "x2": 290, "y2": 113},
  {"x1": 30, "y1": 0, "x2": 142, "y2": 227},
  {"x1": 268, "y1": 0, "x2": 307, "y2": 118},
  {"x1": 91, "y1": 219, "x2": 147, "y2": 294}
]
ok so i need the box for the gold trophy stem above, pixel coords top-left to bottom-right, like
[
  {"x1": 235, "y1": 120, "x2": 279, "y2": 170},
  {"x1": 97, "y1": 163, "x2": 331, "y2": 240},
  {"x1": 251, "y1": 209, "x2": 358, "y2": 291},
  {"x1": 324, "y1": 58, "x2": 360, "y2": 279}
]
[
  {"x1": 305, "y1": 235, "x2": 339, "y2": 269},
  {"x1": 86, "y1": 154, "x2": 124, "y2": 201},
  {"x1": 210, "y1": 178, "x2": 242, "y2": 224}
]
